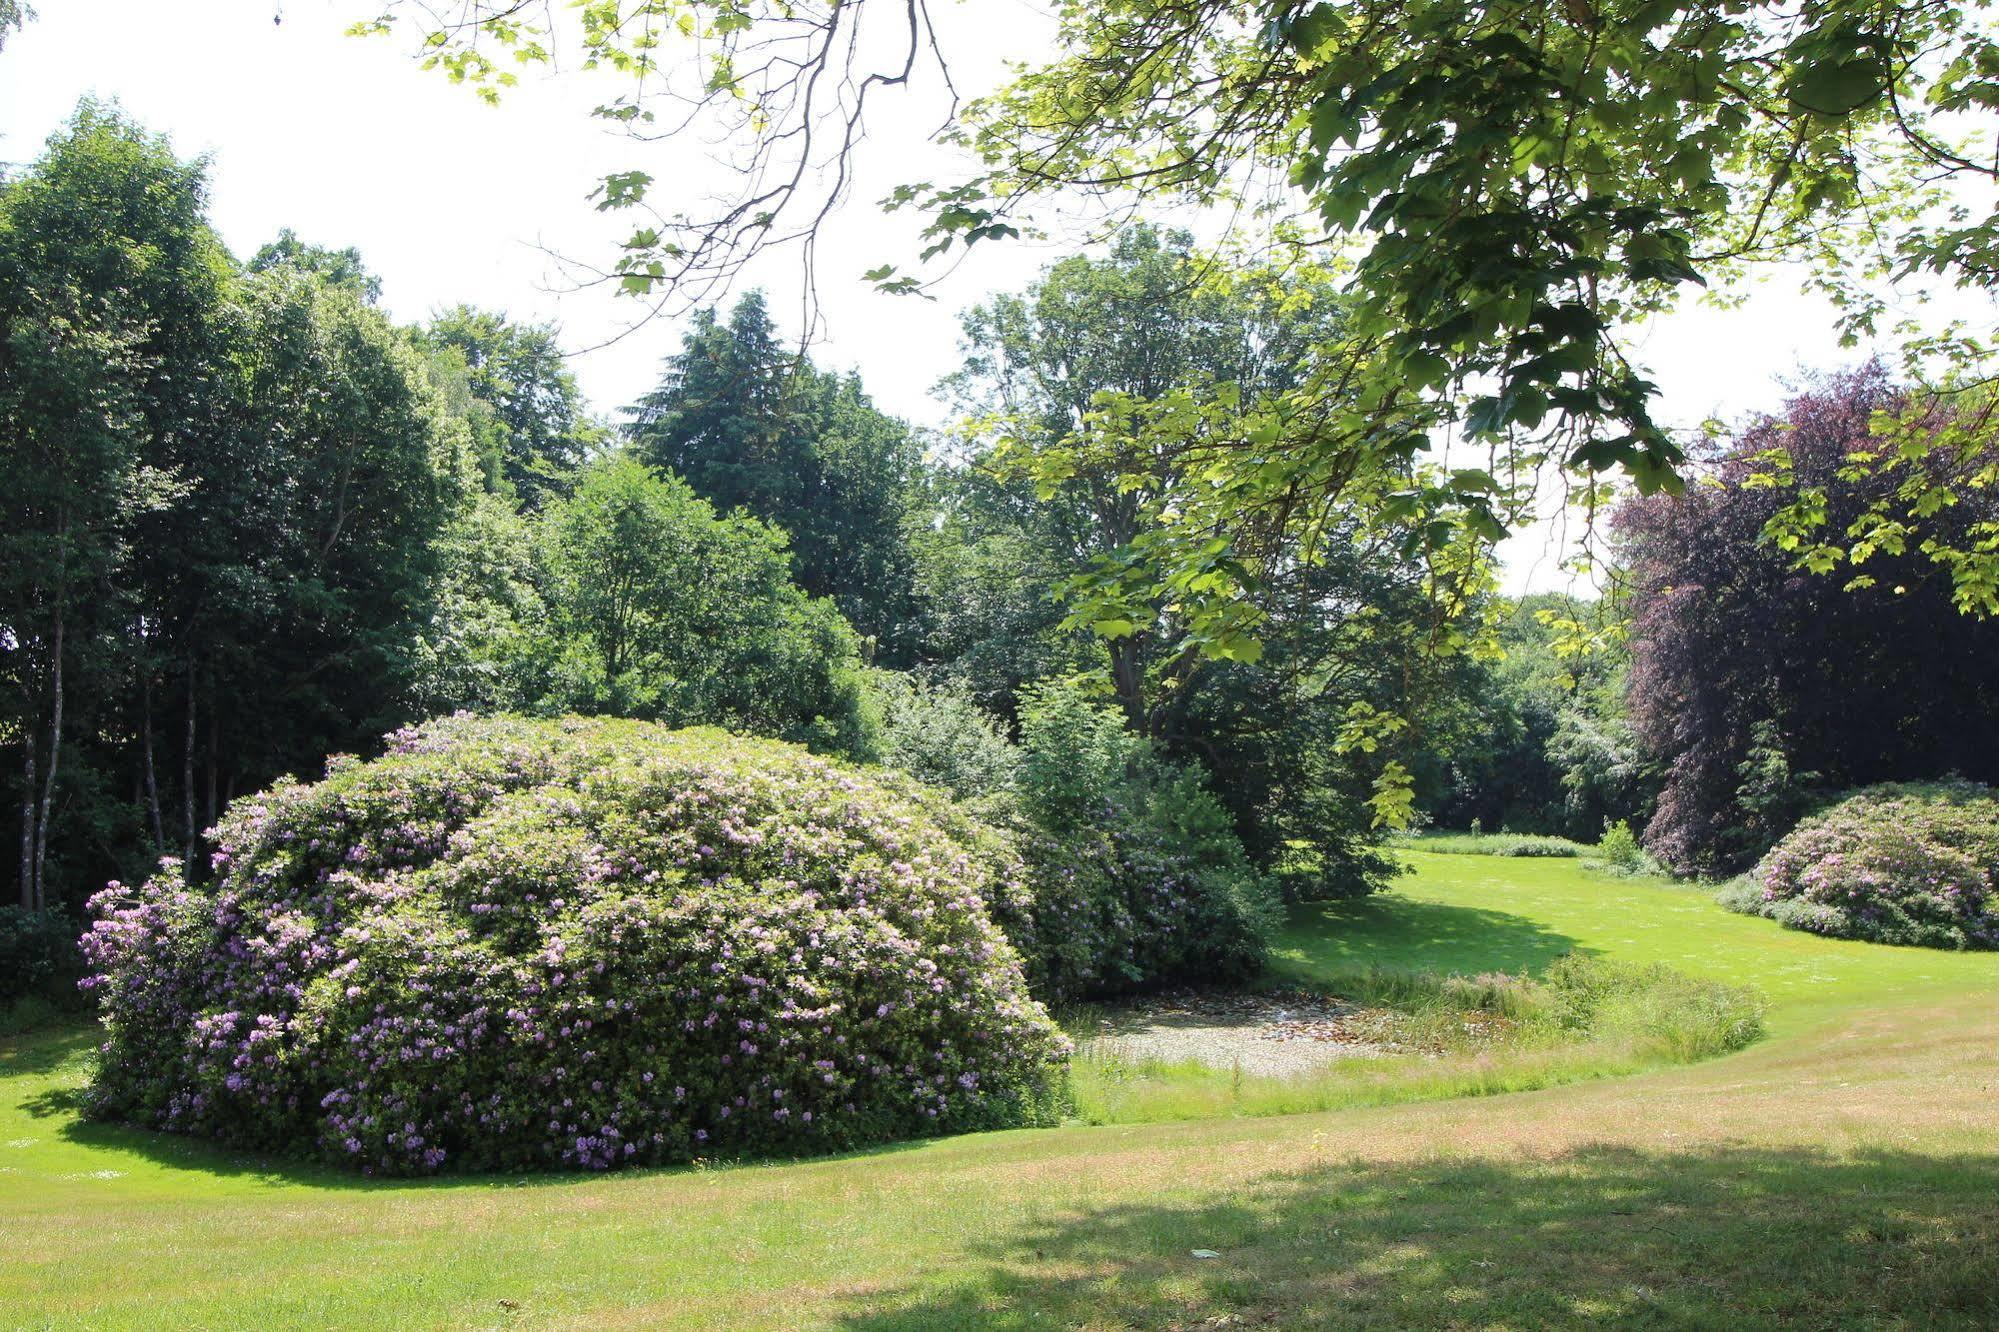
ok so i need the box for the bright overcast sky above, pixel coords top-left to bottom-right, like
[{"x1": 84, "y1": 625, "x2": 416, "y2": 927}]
[{"x1": 4, "y1": 0, "x2": 1981, "y2": 593}]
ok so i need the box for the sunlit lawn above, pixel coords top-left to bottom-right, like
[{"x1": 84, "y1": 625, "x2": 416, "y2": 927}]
[
  {"x1": 5, "y1": 851, "x2": 1998, "y2": 1328},
  {"x1": 1277, "y1": 850, "x2": 1999, "y2": 1032}
]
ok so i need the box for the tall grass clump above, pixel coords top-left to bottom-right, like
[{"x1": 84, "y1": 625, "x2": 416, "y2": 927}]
[{"x1": 1409, "y1": 830, "x2": 1590, "y2": 858}]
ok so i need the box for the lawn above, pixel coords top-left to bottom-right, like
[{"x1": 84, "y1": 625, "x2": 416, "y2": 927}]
[
  {"x1": 1277, "y1": 851, "x2": 1999, "y2": 1032},
  {"x1": 4, "y1": 851, "x2": 1998, "y2": 1328}
]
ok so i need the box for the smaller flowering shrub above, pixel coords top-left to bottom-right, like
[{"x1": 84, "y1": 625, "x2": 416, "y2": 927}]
[
  {"x1": 82, "y1": 715, "x2": 1068, "y2": 1174},
  {"x1": 1407, "y1": 831, "x2": 1588, "y2": 858},
  {"x1": 1743, "y1": 782, "x2": 1999, "y2": 949}
]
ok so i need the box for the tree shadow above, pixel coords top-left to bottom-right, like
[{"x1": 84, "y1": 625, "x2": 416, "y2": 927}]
[
  {"x1": 1275, "y1": 893, "x2": 1587, "y2": 981},
  {"x1": 833, "y1": 1144, "x2": 1999, "y2": 1329}
]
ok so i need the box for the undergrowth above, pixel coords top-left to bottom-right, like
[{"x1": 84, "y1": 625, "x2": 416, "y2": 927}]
[{"x1": 1408, "y1": 831, "x2": 1590, "y2": 858}]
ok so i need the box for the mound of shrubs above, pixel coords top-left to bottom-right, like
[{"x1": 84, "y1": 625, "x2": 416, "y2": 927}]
[
  {"x1": 866, "y1": 676, "x2": 1279, "y2": 999},
  {"x1": 82, "y1": 715, "x2": 1069, "y2": 1175},
  {"x1": 1731, "y1": 781, "x2": 1999, "y2": 949}
]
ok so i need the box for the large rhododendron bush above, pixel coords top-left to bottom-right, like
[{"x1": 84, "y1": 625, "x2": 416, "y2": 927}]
[
  {"x1": 81, "y1": 715, "x2": 1068, "y2": 1174},
  {"x1": 1738, "y1": 782, "x2": 1999, "y2": 950}
]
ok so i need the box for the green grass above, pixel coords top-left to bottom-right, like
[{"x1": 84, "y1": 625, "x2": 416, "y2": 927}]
[
  {"x1": 4, "y1": 850, "x2": 1998, "y2": 1328},
  {"x1": 1279, "y1": 851, "x2": 1999, "y2": 1034},
  {"x1": 1405, "y1": 829, "x2": 1591, "y2": 856}
]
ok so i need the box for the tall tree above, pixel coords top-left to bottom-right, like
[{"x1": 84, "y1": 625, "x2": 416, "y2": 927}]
[
  {"x1": 948, "y1": 225, "x2": 1347, "y2": 732},
  {"x1": 528, "y1": 453, "x2": 871, "y2": 750},
  {"x1": 0, "y1": 105, "x2": 230, "y2": 909},
  {"x1": 422, "y1": 305, "x2": 599, "y2": 507},
  {"x1": 249, "y1": 228, "x2": 383, "y2": 304},
  {"x1": 367, "y1": 0, "x2": 1999, "y2": 631},
  {"x1": 1621, "y1": 369, "x2": 1999, "y2": 875},
  {"x1": 0, "y1": 106, "x2": 470, "y2": 913},
  {"x1": 944, "y1": 231, "x2": 1481, "y2": 888},
  {"x1": 627, "y1": 292, "x2": 917, "y2": 654}
]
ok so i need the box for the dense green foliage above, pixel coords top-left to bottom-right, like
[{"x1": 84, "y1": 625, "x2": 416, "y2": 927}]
[
  {"x1": 2, "y1": 107, "x2": 466, "y2": 917},
  {"x1": 1429, "y1": 594, "x2": 1653, "y2": 841},
  {"x1": 421, "y1": 304, "x2": 602, "y2": 508},
  {"x1": 0, "y1": 110, "x2": 880, "y2": 921},
  {"x1": 81, "y1": 714, "x2": 1068, "y2": 1173},
  {"x1": 864, "y1": 674, "x2": 1281, "y2": 999},
  {"x1": 999, "y1": 683, "x2": 1279, "y2": 998},
  {"x1": 0, "y1": 905, "x2": 78, "y2": 1007},
  {"x1": 929, "y1": 228, "x2": 1467, "y2": 895},
  {"x1": 1621, "y1": 372, "x2": 1999, "y2": 875},
  {"x1": 864, "y1": 672, "x2": 1018, "y2": 805},
  {"x1": 1731, "y1": 782, "x2": 1999, "y2": 950},
  {"x1": 517, "y1": 456, "x2": 872, "y2": 751},
  {"x1": 628, "y1": 293, "x2": 918, "y2": 654}
]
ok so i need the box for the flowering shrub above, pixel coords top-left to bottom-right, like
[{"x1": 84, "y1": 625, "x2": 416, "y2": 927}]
[
  {"x1": 1743, "y1": 782, "x2": 1999, "y2": 949},
  {"x1": 81, "y1": 715, "x2": 1069, "y2": 1174},
  {"x1": 996, "y1": 684, "x2": 1279, "y2": 999}
]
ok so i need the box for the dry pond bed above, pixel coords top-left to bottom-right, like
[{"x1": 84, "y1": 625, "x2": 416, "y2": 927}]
[{"x1": 1073, "y1": 987, "x2": 1515, "y2": 1078}]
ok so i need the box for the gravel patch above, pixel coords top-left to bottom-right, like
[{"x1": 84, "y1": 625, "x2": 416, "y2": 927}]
[{"x1": 1077, "y1": 989, "x2": 1402, "y2": 1079}]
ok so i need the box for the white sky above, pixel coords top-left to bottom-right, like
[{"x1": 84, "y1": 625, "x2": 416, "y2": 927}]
[{"x1": 5, "y1": 0, "x2": 1985, "y2": 593}]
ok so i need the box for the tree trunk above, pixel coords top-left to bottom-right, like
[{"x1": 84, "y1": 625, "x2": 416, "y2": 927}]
[
  {"x1": 18, "y1": 734, "x2": 36, "y2": 911},
  {"x1": 141, "y1": 666, "x2": 164, "y2": 849},
  {"x1": 1108, "y1": 637, "x2": 1149, "y2": 737},
  {"x1": 183, "y1": 660, "x2": 197, "y2": 868},
  {"x1": 31, "y1": 544, "x2": 67, "y2": 912},
  {"x1": 205, "y1": 701, "x2": 218, "y2": 830}
]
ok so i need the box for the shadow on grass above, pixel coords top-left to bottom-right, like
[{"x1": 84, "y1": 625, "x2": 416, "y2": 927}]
[
  {"x1": 835, "y1": 1143, "x2": 1999, "y2": 1329},
  {"x1": 1274, "y1": 893, "x2": 1587, "y2": 982},
  {"x1": 3, "y1": 1022, "x2": 939, "y2": 1194}
]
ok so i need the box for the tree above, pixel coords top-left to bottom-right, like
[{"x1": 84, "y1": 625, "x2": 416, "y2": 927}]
[
  {"x1": 421, "y1": 305, "x2": 600, "y2": 508},
  {"x1": 1, "y1": 106, "x2": 470, "y2": 913},
  {"x1": 0, "y1": 0, "x2": 26, "y2": 50},
  {"x1": 1429, "y1": 594, "x2": 1653, "y2": 840},
  {"x1": 361, "y1": 0, "x2": 1999, "y2": 628},
  {"x1": 201, "y1": 266, "x2": 467, "y2": 798},
  {"x1": 0, "y1": 105, "x2": 231, "y2": 910},
  {"x1": 526, "y1": 453, "x2": 873, "y2": 751},
  {"x1": 1620, "y1": 368, "x2": 1999, "y2": 875},
  {"x1": 940, "y1": 230, "x2": 1478, "y2": 888},
  {"x1": 627, "y1": 291, "x2": 917, "y2": 653},
  {"x1": 947, "y1": 224, "x2": 1348, "y2": 730},
  {"x1": 902, "y1": 458, "x2": 1095, "y2": 723},
  {"x1": 249, "y1": 228, "x2": 382, "y2": 304}
]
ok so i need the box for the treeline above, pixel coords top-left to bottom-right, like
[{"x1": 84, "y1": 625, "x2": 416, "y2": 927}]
[
  {"x1": 6, "y1": 110, "x2": 1478, "y2": 925},
  {"x1": 5, "y1": 108, "x2": 476, "y2": 914},
  {"x1": 12, "y1": 104, "x2": 1983, "y2": 954}
]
